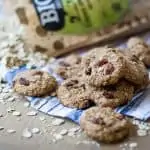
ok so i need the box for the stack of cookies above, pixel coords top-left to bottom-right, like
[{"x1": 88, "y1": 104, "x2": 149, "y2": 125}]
[{"x1": 57, "y1": 47, "x2": 149, "y2": 143}]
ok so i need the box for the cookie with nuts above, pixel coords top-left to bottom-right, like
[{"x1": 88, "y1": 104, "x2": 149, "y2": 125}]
[
  {"x1": 13, "y1": 70, "x2": 57, "y2": 96},
  {"x1": 80, "y1": 107, "x2": 131, "y2": 143}
]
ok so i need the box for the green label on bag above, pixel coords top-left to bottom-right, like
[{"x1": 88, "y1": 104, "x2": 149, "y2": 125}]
[{"x1": 32, "y1": 0, "x2": 129, "y2": 34}]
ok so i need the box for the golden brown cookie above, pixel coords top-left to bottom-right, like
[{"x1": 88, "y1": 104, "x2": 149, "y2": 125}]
[
  {"x1": 80, "y1": 107, "x2": 131, "y2": 143},
  {"x1": 123, "y1": 53, "x2": 149, "y2": 89},
  {"x1": 56, "y1": 64, "x2": 83, "y2": 79},
  {"x1": 88, "y1": 80, "x2": 134, "y2": 108},
  {"x1": 127, "y1": 37, "x2": 150, "y2": 67},
  {"x1": 57, "y1": 78, "x2": 93, "y2": 109},
  {"x1": 83, "y1": 47, "x2": 126, "y2": 87},
  {"x1": 13, "y1": 70, "x2": 57, "y2": 96}
]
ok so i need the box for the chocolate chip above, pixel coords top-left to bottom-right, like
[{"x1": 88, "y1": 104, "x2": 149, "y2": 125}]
[
  {"x1": 90, "y1": 117, "x2": 105, "y2": 125},
  {"x1": 96, "y1": 59, "x2": 108, "y2": 67},
  {"x1": 105, "y1": 85, "x2": 117, "y2": 91},
  {"x1": 85, "y1": 67, "x2": 92, "y2": 75},
  {"x1": 33, "y1": 71, "x2": 43, "y2": 76},
  {"x1": 103, "y1": 91, "x2": 114, "y2": 99},
  {"x1": 19, "y1": 78, "x2": 30, "y2": 86},
  {"x1": 105, "y1": 63, "x2": 115, "y2": 75},
  {"x1": 59, "y1": 61, "x2": 70, "y2": 67},
  {"x1": 116, "y1": 114, "x2": 125, "y2": 120},
  {"x1": 66, "y1": 80, "x2": 78, "y2": 87},
  {"x1": 131, "y1": 55, "x2": 139, "y2": 63}
]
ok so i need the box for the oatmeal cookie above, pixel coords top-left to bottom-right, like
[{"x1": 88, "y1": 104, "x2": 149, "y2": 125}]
[
  {"x1": 123, "y1": 52, "x2": 149, "y2": 89},
  {"x1": 83, "y1": 48, "x2": 126, "y2": 87},
  {"x1": 127, "y1": 37, "x2": 150, "y2": 67},
  {"x1": 88, "y1": 80, "x2": 134, "y2": 108},
  {"x1": 13, "y1": 70, "x2": 57, "y2": 96},
  {"x1": 80, "y1": 107, "x2": 131, "y2": 143},
  {"x1": 57, "y1": 78, "x2": 93, "y2": 109},
  {"x1": 56, "y1": 64, "x2": 83, "y2": 79}
]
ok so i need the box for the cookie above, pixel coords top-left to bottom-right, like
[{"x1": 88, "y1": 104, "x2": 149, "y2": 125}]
[
  {"x1": 88, "y1": 80, "x2": 134, "y2": 108},
  {"x1": 59, "y1": 54, "x2": 81, "y2": 67},
  {"x1": 83, "y1": 47, "x2": 126, "y2": 87},
  {"x1": 1, "y1": 54, "x2": 27, "y2": 68},
  {"x1": 13, "y1": 70, "x2": 57, "y2": 96},
  {"x1": 127, "y1": 37, "x2": 150, "y2": 67},
  {"x1": 123, "y1": 52, "x2": 149, "y2": 89},
  {"x1": 57, "y1": 78, "x2": 93, "y2": 109},
  {"x1": 56, "y1": 64, "x2": 83, "y2": 79},
  {"x1": 80, "y1": 107, "x2": 131, "y2": 143}
]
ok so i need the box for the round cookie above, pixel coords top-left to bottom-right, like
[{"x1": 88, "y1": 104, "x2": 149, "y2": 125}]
[
  {"x1": 123, "y1": 52, "x2": 149, "y2": 89},
  {"x1": 88, "y1": 80, "x2": 134, "y2": 108},
  {"x1": 13, "y1": 70, "x2": 57, "y2": 96},
  {"x1": 60, "y1": 54, "x2": 81, "y2": 66},
  {"x1": 127, "y1": 37, "x2": 145, "y2": 48},
  {"x1": 127, "y1": 37, "x2": 150, "y2": 67},
  {"x1": 57, "y1": 78, "x2": 93, "y2": 109},
  {"x1": 56, "y1": 64, "x2": 83, "y2": 79},
  {"x1": 83, "y1": 47, "x2": 126, "y2": 87},
  {"x1": 80, "y1": 107, "x2": 131, "y2": 143}
]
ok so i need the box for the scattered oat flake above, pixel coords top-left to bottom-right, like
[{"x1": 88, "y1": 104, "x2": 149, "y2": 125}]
[
  {"x1": 54, "y1": 134, "x2": 63, "y2": 140},
  {"x1": 23, "y1": 102, "x2": 30, "y2": 108},
  {"x1": 22, "y1": 128, "x2": 32, "y2": 138},
  {"x1": 26, "y1": 111, "x2": 37, "y2": 116},
  {"x1": 0, "y1": 126, "x2": 4, "y2": 130},
  {"x1": 31, "y1": 128, "x2": 40, "y2": 134},
  {"x1": 137, "y1": 129, "x2": 147, "y2": 136},
  {"x1": 7, "y1": 129, "x2": 16, "y2": 134},
  {"x1": 129, "y1": 142, "x2": 138, "y2": 149},
  {"x1": 69, "y1": 127, "x2": 80, "y2": 133},
  {"x1": 60, "y1": 129, "x2": 68, "y2": 136},
  {"x1": 8, "y1": 97, "x2": 15, "y2": 102},
  {"x1": 39, "y1": 116, "x2": 46, "y2": 121},
  {"x1": 52, "y1": 119, "x2": 65, "y2": 126},
  {"x1": 12, "y1": 111, "x2": 21, "y2": 116},
  {"x1": 68, "y1": 132, "x2": 75, "y2": 137},
  {"x1": 7, "y1": 107, "x2": 15, "y2": 113}
]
